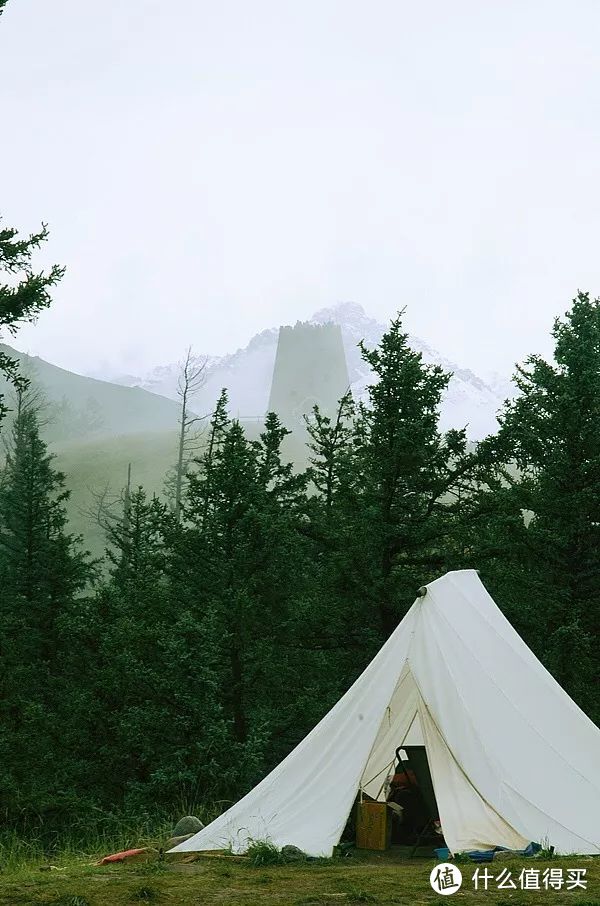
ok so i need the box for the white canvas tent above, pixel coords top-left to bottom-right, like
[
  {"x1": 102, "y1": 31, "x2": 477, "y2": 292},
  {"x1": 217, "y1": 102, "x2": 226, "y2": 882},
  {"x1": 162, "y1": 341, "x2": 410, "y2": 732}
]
[{"x1": 169, "y1": 570, "x2": 600, "y2": 857}]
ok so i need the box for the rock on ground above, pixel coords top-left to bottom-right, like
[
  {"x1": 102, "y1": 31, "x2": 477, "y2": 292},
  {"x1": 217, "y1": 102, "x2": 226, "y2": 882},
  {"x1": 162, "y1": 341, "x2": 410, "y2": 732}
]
[
  {"x1": 172, "y1": 816, "x2": 205, "y2": 837},
  {"x1": 281, "y1": 845, "x2": 307, "y2": 861}
]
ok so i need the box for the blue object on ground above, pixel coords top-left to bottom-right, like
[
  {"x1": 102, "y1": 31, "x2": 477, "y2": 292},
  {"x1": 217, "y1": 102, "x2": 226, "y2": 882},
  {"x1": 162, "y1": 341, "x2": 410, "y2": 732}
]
[{"x1": 465, "y1": 842, "x2": 542, "y2": 863}]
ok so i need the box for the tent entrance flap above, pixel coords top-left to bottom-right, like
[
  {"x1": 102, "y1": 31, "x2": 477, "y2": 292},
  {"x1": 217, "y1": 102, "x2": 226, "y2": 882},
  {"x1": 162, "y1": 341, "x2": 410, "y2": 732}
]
[
  {"x1": 418, "y1": 694, "x2": 531, "y2": 854},
  {"x1": 359, "y1": 667, "x2": 423, "y2": 801}
]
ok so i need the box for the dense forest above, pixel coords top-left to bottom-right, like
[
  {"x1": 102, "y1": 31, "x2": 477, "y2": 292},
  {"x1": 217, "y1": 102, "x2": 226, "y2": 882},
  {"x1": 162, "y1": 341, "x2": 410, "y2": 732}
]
[{"x1": 0, "y1": 219, "x2": 598, "y2": 839}]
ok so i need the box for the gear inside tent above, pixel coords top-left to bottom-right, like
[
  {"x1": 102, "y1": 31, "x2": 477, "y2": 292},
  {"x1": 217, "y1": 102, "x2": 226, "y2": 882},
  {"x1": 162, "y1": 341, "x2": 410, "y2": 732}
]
[{"x1": 168, "y1": 570, "x2": 600, "y2": 858}]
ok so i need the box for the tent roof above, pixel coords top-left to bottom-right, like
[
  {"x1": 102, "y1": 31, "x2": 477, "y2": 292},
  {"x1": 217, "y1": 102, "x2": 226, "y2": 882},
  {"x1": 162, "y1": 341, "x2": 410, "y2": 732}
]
[{"x1": 169, "y1": 570, "x2": 600, "y2": 857}]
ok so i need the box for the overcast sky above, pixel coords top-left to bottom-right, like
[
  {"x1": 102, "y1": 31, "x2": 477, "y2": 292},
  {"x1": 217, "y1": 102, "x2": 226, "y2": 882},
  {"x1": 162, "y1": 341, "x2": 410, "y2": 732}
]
[{"x1": 2, "y1": 0, "x2": 600, "y2": 379}]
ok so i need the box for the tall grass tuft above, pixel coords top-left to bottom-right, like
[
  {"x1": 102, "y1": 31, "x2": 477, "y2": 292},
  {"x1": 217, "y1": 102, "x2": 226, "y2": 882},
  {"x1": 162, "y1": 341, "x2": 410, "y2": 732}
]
[
  {"x1": 246, "y1": 840, "x2": 286, "y2": 866},
  {"x1": 0, "y1": 802, "x2": 224, "y2": 871}
]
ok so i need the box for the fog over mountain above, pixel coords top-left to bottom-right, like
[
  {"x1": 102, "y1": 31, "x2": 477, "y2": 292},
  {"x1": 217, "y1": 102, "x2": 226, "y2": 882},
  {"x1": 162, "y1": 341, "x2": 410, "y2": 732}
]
[{"x1": 89, "y1": 304, "x2": 514, "y2": 439}]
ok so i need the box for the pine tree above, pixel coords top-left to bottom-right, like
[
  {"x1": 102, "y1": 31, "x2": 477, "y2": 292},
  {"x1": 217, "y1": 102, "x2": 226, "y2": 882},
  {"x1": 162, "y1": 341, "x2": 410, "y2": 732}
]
[
  {"x1": 92, "y1": 490, "x2": 183, "y2": 804},
  {"x1": 305, "y1": 391, "x2": 355, "y2": 515},
  {"x1": 170, "y1": 399, "x2": 311, "y2": 792},
  {"x1": 310, "y1": 314, "x2": 480, "y2": 639},
  {"x1": 487, "y1": 292, "x2": 600, "y2": 719},
  {"x1": 0, "y1": 394, "x2": 93, "y2": 819},
  {"x1": 0, "y1": 220, "x2": 64, "y2": 424},
  {"x1": 302, "y1": 391, "x2": 373, "y2": 664}
]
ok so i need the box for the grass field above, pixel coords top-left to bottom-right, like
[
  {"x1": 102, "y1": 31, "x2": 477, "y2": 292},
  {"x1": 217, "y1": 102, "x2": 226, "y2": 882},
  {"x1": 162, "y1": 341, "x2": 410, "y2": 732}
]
[{"x1": 0, "y1": 850, "x2": 598, "y2": 905}]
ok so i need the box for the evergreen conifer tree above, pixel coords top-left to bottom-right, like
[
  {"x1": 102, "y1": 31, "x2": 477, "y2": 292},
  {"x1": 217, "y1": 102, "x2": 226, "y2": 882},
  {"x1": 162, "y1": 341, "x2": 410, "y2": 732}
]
[
  {"x1": 0, "y1": 221, "x2": 64, "y2": 424},
  {"x1": 307, "y1": 314, "x2": 480, "y2": 643},
  {"x1": 171, "y1": 398, "x2": 311, "y2": 791},
  {"x1": 483, "y1": 292, "x2": 600, "y2": 719},
  {"x1": 0, "y1": 394, "x2": 92, "y2": 819}
]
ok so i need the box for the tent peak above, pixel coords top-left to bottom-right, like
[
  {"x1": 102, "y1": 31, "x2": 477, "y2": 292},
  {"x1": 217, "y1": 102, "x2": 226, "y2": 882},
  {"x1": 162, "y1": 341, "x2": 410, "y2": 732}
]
[{"x1": 418, "y1": 568, "x2": 482, "y2": 598}]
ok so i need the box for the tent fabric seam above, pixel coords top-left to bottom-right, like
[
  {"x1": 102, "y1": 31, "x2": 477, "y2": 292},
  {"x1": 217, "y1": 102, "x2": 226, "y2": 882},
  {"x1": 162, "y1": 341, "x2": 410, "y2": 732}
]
[
  {"x1": 500, "y1": 781, "x2": 600, "y2": 851},
  {"x1": 406, "y1": 665, "x2": 523, "y2": 844},
  {"x1": 445, "y1": 574, "x2": 593, "y2": 722},
  {"x1": 358, "y1": 666, "x2": 414, "y2": 792},
  {"x1": 431, "y1": 594, "x2": 598, "y2": 793}
]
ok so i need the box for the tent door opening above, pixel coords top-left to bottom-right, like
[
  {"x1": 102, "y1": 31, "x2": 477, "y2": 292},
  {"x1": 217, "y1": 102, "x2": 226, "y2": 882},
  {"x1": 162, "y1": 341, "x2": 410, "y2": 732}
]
[
  {"x1": 388, "y1": 744, "x2": 442, "y2": 852},
  {"x1": 353, "y1": 741, "x2": 443, "y2": 853}
]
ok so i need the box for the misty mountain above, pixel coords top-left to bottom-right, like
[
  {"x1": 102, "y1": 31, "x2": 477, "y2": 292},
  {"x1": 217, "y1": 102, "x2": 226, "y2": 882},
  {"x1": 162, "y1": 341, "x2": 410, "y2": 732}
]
[
  {"x1": 95, "y1": 303, "x2": 513, "y2": 439},
  {"x1": 0, "y1": 346, "x2": 186, "y2": 560},
  {"x1": 312, "y1": 303, "x2": 514, "y2": 439},
  {"x1": 0, "y1": 344, "x2": 182, "y2": 443}
]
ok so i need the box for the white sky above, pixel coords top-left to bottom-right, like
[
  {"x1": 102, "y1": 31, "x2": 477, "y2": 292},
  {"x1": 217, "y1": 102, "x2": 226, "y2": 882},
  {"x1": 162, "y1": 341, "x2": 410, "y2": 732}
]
[{"x1": 2, "y1": 0, "x2": 600, "y2": 378}]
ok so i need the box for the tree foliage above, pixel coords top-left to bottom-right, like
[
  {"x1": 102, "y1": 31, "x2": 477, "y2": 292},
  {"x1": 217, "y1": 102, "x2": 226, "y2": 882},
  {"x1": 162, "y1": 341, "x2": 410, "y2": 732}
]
[
  {"x1": 0, "y1": 220, "x2": 64, "y2": 424},
  {"x1": 478, "y1": 292, "x2": 600, "y2": 719},
  {"x1": 0, "y1": 301, "x2": 598, "y2": 831},
  {"x1": 0, "y1": 394, "x2": 93, "y2": 817}
]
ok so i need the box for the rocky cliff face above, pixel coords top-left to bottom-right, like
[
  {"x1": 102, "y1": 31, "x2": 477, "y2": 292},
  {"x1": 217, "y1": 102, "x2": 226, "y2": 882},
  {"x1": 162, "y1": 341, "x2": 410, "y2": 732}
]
[
  {"x1": 267, "y1": 321, "x2": 350, "y2": 430},
  {"x1": 92, "y1": 303, "x2": 511, "y2": 439},
  {"x1": 310, "y1": 303, "x2": 509, "y2": 438}
]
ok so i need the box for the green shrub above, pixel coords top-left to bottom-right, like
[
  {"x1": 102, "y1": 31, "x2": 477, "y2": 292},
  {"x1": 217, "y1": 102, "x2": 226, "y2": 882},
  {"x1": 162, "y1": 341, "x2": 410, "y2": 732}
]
[{"x1": 246, "y1": 840, "x2": 286, "y2": 866}]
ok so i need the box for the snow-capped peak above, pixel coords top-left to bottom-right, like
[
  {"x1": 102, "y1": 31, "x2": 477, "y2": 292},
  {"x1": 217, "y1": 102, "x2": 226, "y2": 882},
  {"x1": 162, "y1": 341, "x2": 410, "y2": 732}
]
[{"x1": 86, "y1": 304, "x2": 512, "y2": 438}]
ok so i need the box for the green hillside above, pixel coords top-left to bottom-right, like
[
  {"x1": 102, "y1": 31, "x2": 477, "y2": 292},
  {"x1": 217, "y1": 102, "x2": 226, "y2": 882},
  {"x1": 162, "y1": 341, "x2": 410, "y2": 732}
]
[
  {"x1": 53, "y1": 421, "x2": 310, "y2": 560},
  {"x1": 0, "y1": 344, "x2": 183, "y2": 443},
  {"x1": 53, "y1": 430, "x2": 179, "y2": 559},
  {"x1": 0, "y1": 347, "x2": 313, "y2": 560},
  {"x1": 0, "y1": 346, "x2": 184, "y2": 558}
]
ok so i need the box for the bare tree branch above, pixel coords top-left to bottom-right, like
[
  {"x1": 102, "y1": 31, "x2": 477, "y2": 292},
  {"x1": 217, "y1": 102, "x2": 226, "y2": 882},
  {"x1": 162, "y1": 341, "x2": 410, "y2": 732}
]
[{"x1": 171, "y1": 346, "x2": 209, "y2": 521}]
